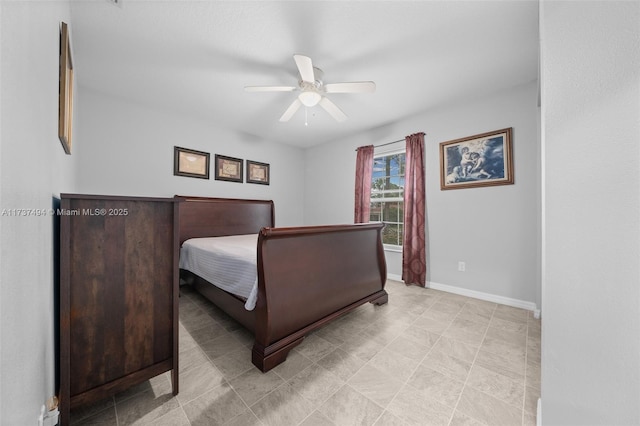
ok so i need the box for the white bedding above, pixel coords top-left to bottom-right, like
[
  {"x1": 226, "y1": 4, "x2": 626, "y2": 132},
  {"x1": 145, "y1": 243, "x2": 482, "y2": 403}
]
[{"x1": 179, "y1": 234, "x2": 258, "y2": 310}]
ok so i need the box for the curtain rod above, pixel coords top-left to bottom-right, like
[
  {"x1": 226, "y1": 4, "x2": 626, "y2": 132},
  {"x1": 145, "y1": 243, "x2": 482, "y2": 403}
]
[{"x1": 355, "y1": 138, "x2": 404, "y2": 151}]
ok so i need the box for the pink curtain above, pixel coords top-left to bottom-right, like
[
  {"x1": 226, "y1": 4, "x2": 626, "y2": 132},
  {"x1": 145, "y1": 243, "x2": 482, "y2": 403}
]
[
  {"x1": 354, "y1": 145, "x2": 374, "y2": 223},
  {"x1": 403, "y1": 133, "x2": 427, "y2": 286}
]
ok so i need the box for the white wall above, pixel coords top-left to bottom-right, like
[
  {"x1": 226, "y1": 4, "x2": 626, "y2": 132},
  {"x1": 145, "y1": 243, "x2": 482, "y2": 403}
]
[
  {"x1": 76, "y1": 88, "x2": 305, "y2": 226},
  {"x1": 540, "y1": 1, "x2": 640, "y2": 424},
  {"x1": 0, "y1": 2, "x2": 77, "y2": 424},
  {"x1": 305, "y1": 81, "x2": 541, "y2": 309}
]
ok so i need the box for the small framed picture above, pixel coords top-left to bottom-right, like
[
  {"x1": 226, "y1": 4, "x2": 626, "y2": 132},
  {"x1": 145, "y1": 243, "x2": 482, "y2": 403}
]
[
  {"x1": 440, "y1": 128, "x2": 514, "y2": 190},
  {"x1": 246, "y1": 160, "x2": 270, "y2": 185},
  {"x1": 215, "y1": 154, "x2": 243, "y2": 183},
  {"x1": 174, "y1": 146, "x2": 210, "y2": 179}
]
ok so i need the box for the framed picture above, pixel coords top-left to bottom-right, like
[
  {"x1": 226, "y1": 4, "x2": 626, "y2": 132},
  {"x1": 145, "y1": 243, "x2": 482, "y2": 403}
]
[
  {"x1": 58, "y1": 22, "x2": 74, "y2": 155},
  {"x1": 215, "y1": 154, "x2": 243, "y2": 183},
  {"x1": 174, "y1": 146, "x2": 210, "y2": 179},
  {"x1": 246, "y1": 160, "x2": 270, "y2": 185},
  {"x1": 440, "y1": 127, "x2": 514, "y2": 190}
]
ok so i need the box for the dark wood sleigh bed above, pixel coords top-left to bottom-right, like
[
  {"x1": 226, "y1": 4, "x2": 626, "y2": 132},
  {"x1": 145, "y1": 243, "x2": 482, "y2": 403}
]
[{"x1": 175, "y1": 195, "x2": 388, "y2": 372}]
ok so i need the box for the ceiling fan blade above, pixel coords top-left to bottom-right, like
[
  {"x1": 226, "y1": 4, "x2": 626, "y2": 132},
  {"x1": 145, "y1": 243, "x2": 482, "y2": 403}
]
[
  {"x1": 324, "y1": 81, "x2": 376, "y2": 94},
  {"x1": 279, "y1": 99, "x2": 302, "y2": 122},
  {"x1": 293, "y1": 54, "x2": 315, "y2": 83},
  {"x1": 319, "y1": 97, "x2": 347, "y2": 122},
  {"x1": 244, "y1": 86, "x2": 297, "y2": 92}
]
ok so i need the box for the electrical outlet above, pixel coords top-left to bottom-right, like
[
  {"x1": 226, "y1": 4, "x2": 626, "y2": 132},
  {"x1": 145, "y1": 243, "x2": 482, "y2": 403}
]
[{"x1": 458, "y1": 261, "x2": 466, "y2": 272}]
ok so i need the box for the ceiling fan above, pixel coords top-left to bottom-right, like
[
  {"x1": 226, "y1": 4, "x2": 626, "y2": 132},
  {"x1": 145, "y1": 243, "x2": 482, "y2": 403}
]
[{"x1": 244, "y1": 54, "x2": 376, "y2": 123}]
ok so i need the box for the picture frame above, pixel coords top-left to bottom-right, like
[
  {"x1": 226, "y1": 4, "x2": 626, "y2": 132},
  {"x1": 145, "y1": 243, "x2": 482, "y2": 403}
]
[
  {"x1": 173, "y1": 146, "x2": 210, "y2": 179},
  {"x1": 58, "y1": 22, "x2": 74, "y2": 155},
  {"x1": 214, "y1": 154, "x2": 243, "y2": 183},
  {"x1": 440, "y1": 127, "x2": 514, "y2": 190},
  {"x1": 246, "y1": 160, "x2": 270, "y2": 185}
]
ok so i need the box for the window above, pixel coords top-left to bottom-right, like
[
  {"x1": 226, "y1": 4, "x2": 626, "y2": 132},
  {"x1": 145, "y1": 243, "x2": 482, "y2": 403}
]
[{"x1": 370, "y1": 151, "x2": 405, "y2": 249}]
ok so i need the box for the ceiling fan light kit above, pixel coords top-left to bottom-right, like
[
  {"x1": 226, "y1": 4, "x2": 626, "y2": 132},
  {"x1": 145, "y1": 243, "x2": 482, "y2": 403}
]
[
  {"x1": 244, "y1": 54, "x2": 375, "y2": 123},
  {"x1": 298, "y1": 91, "x2": 322, "y2": 107}
]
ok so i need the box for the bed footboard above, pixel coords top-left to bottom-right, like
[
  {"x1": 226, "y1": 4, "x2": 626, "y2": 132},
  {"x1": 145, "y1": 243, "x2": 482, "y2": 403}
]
[{"x1": 252, "y1": 223, "x2": 387, "y2": 372}]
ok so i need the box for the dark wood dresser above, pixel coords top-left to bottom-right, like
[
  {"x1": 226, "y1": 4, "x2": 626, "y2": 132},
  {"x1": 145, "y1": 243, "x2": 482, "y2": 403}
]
[{"x1": 59, "y1": 194, "x2": 179, "y2": 425}]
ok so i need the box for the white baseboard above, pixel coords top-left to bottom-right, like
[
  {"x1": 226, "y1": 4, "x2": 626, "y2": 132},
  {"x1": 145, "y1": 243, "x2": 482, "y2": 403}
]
[
  {"x1": 387, "y1": 274, "x2": 540, "y2": 317},
  {"x1": 387, "y1": 273, "x2": 403, "y2": 282}
]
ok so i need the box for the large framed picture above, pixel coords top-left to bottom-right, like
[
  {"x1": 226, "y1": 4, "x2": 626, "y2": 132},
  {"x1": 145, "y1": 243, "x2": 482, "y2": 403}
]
[
  {"x1": 246, "y1": 160, "x2": 270, "y2": 185},
  {"x1": 215, "y1": 154, "x2": 243, "y2": 183},
  {"x1": 440, "y1": 128, "x2": 513, "y2": 190},
  {"x1": 58, "y1": 22, "x2": 74, "y2": 155},
  {"x1": 174, "y1": 146, "x2": 210, "y2": 179}
]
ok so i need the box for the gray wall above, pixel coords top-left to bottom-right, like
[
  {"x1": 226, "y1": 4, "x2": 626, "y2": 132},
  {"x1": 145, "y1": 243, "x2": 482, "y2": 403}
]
[
  {"x1": 304, "y1": 81, "x2": 541, "y2": 309},
  {"x1": 540, "y1": 1, "x2": 640, "y2": 424},
  {"x1": 0, "y1": 2, "x2": 77, "y2": 424},
  {"x1": 76, "y1": 88, "x2": 305, "y2": 226}
]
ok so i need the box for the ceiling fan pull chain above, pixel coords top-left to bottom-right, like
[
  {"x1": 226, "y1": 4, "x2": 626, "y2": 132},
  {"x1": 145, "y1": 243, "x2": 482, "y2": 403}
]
[{"x1": 305, "y1": 108, "x2": 309, "y2": 126}]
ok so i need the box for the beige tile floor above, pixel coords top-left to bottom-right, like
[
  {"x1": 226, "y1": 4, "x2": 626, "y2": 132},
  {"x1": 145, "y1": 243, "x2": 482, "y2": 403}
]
[{"x1": 70, "y1": 280, "x2": 541, "y2": 426}]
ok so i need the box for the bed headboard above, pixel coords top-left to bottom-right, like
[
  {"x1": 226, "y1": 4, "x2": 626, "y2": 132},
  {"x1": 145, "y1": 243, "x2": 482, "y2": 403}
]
[{"x1": 175, "y1": 196, "x2": 275, "y2": 244}]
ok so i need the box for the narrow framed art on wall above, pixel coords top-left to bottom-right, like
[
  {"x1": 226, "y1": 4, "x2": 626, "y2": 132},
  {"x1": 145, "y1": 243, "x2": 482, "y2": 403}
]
[
  {"x1": 58, "y1": 22, "x2": 74, "y2": 155},
  {"x1": 440, "y1": 127, "x2": 514, "y2": 190}
]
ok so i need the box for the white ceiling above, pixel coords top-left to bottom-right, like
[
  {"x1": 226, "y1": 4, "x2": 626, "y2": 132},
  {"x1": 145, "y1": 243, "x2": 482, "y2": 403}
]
[{"x1": 70, "y1": 0, "x2": 539, "y2": 148}]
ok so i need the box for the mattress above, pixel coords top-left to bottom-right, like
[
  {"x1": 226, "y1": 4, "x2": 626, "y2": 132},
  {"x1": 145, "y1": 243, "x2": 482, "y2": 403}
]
[{"x1": 179, "y1": 234, "x2": 258, "y2": 310}]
